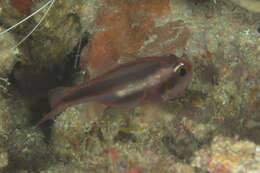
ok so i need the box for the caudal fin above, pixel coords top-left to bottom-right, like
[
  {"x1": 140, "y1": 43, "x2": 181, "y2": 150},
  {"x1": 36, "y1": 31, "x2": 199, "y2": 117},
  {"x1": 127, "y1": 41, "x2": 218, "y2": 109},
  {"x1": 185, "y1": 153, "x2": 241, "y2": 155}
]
[
  {"x1": 48, "y1": 86, "x2": 70, "y2": 108},
  {"x1": 36, "y1": 111, "x2": 54, "y2": 126},
  {"x1": 36, "y1": 86, "x2": 70, "y2": 126},
  {"x1": 36, "y1": 104, "x2": 67, "y2": 126}
]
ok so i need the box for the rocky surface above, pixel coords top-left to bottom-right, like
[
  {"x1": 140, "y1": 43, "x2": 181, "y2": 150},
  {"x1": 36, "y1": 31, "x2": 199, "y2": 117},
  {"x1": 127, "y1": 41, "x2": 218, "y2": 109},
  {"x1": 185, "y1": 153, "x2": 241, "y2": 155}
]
[{"x1": 0, "y1": 0, "x2": 259, "y2": 172}]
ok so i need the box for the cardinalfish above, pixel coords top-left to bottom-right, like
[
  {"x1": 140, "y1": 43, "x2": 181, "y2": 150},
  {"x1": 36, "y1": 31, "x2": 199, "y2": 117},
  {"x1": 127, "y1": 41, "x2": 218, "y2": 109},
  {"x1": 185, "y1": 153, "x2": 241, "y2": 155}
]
[{"x1": 37, "y1": 55, "x2": 192, "y2": 125}]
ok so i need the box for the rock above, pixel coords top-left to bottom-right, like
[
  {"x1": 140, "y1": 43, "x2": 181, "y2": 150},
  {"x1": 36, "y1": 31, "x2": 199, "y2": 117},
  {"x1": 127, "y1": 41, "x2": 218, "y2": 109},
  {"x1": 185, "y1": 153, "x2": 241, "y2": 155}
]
[
  {"x1": 192, "y1": 136, "x2": 260, "y2": 173},
  {"x1": 0, "y1": 27, "x2": 19, "y2": 77},
  {"x1": 228, "y1": 0, "x2": 260, "y2": 13}
]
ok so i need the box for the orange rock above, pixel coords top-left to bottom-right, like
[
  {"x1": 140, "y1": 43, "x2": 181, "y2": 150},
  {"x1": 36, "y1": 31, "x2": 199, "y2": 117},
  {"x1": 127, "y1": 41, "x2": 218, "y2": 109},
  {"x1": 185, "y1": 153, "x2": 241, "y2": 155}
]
[
  {"x1": 139, "y1": 20, "x2": 190, "y2": 55},
  {"x1": 10, "y1": 0, "x2": 33, "y2": 14},
  {"x1": 127, "y1": 167, "x2": 140, "y2": 173},
  {"x1": 85, "y1": 0, "x2": 171, "y2": 75}
]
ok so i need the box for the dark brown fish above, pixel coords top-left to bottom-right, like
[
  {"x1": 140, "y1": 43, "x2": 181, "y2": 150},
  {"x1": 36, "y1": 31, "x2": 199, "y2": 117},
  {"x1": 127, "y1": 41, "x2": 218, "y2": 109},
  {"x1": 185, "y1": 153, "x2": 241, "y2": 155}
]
[{"x1": 37, "y1": 55, "x2": 192, "y2": 125}]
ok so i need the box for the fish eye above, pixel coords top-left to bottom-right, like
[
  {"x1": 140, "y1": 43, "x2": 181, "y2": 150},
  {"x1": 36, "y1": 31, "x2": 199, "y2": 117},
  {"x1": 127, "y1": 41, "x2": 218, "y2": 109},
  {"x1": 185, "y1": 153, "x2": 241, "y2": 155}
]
[
  {"x1": 178, "y1": 67, "x2": 186, "y2": 76},
  {"x1": 173, "y1": 63, "x2": 186, "y2": 77}
]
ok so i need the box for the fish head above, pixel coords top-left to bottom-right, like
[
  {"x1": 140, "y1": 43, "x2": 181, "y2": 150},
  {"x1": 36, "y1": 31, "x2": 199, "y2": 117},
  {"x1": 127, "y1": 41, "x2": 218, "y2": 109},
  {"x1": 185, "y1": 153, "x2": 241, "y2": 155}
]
[{"x1": 160, "y1": 56, "x2": 192, "y2": 101}]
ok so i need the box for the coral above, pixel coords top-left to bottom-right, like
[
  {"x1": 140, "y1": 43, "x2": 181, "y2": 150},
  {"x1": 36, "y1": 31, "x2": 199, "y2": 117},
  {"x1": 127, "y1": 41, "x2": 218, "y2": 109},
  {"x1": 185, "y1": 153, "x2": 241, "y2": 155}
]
[
  {"x1": 0, "y1": 27, "x2": 19, "y2": 77},
  {"x1": 0, "y1": 93, "x2": 30, "y2": 136},
  {"x1": 0, "y1": 152, "x2": 8, "y2": 168},
  {"x1": 0, "y1": 90, "x2": 52, "y2": 171},
  {"x1": 25, "y1": 0, "x2": 83, "y2": 69},
  {"x1": 5, "y1": 128, "x2": 52, "y2": 171},
  {"x1": 10, "y1": 0, "x2": 33, "y2": 14},
  {"x1": 83, "y1": 0, "x2": 175, "y2": 75},
  {"x1": 50, "y1": 103, "x2": 105, "y2": 165},
  {"x1": 192, "y1": 136, "x2": 260, "y2": 173},
  {"x1": 1, "y1": 0, "x2": 260, "y2": 172},
  {"x1": 227, "y1": 0, "x2": 260, "y2": 13},
  {"x1": 40, "y1": 163, "x2": 86, "y2": 173}
]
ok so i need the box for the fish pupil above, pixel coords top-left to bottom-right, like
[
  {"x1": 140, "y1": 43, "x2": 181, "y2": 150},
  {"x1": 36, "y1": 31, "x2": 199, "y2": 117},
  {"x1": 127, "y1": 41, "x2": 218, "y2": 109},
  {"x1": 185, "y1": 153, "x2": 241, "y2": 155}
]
[{"x1": 179, "y1": 67, "x2": 186, "y2": 76}]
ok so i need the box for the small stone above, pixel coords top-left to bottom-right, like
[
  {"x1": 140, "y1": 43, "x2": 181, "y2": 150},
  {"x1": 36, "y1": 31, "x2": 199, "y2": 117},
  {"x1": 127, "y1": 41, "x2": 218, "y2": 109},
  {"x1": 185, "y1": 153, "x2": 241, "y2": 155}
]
[{"x1": 0, "y1": 152, "x2": 8, "y2": 168}]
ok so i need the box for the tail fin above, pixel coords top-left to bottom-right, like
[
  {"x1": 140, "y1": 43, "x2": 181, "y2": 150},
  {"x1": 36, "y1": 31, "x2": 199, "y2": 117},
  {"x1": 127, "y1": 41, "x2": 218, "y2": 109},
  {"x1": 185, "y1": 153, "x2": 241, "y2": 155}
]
[
  {"x1": 36, "y1": 86, "x2": 71, "y2": 126},
  {"x1": 36, "y1": 104, "x2": 67, "y2": 126},
  {"x1": 36, "y1": 110, "x2": 54, "y2": 126},
  {"x1": 48, "y1": 86, "x2": 70, "y2": 108}
]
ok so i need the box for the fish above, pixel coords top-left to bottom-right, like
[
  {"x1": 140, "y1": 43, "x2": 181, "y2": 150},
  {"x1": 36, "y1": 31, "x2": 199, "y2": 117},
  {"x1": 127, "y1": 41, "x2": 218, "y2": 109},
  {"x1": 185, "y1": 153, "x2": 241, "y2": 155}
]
[{"x1": 37, "y1": 55, "x2": 192, "y2": 125}]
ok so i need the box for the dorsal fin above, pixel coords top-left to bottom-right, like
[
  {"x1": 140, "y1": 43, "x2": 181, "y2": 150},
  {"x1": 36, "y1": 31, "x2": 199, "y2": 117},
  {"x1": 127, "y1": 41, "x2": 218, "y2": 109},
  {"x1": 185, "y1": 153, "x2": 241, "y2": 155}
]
[{"x1": 48, "y1": 86, "x2": 69, "y2": 108}]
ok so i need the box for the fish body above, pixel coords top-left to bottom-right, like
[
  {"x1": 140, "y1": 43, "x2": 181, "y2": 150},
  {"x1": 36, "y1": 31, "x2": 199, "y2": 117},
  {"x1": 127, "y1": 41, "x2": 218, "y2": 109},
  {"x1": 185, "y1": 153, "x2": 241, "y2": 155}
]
[{"x1": 37, "y1": 55, "x2": 192, "y2": 125}]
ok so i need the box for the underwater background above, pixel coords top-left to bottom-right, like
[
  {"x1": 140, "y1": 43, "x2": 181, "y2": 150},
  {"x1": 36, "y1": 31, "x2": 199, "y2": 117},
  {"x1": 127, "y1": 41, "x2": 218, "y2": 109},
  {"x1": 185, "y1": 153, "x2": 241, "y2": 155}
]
[{"x1": 0, "y1": 0, "x2": 260, "y2": 172}]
